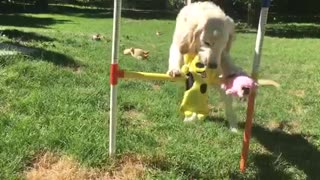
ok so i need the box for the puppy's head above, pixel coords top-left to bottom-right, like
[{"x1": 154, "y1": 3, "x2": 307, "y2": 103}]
[
  {"x1": 198, "y1": 16, "x2": 235, "y2": 72},
  {"x1": 178, "y1": 16, "x2": 235, "y2": 71}
]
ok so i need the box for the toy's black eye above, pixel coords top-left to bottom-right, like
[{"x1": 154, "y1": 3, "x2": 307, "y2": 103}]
[
  {"x1": 196, "y1": 62, "x2": 205, "y2": 68},
  {"x1": 204, "y1": 41, "x2": 211, "y2": 46},
  {"x1": 200, "y1": 84, "x2": 207, "y2": 94},
  {"x1": 242, "y1": 87, "x2": 250, "y2": 95},
  {"x1": 208, "y1": 62, "x2": 217, "y2": 69}
]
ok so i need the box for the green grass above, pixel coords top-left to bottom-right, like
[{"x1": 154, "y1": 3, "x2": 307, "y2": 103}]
[{"x1": 1, "y1": 9, "x2": 320, "y2": 179}]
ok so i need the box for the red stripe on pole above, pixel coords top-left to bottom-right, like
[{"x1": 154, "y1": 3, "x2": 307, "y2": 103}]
[{"x1": 110, "y1": 63, "x2": 119, "y2": 85}]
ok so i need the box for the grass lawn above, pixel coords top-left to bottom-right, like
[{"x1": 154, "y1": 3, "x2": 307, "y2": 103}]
[{"x1": 1, "y1": 6, "x2": 320, "y2": 179}]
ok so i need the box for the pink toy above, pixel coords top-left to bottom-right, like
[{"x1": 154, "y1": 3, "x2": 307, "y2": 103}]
[{"x1": 221, "y1": 75, "x2": 258, "y2": 98}]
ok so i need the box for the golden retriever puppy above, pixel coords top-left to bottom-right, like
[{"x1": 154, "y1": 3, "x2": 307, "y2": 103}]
[
  {"x1": 167, "y1": 1, "x2": 241, "y2": 132},
  {"x1": 167, "y1": 1, "x2": 237, "y2": 77}
]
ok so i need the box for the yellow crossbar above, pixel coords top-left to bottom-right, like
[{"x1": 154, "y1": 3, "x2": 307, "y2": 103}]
[{"x1": 122, "y1": 71, "x2": 186, "y2": 82}]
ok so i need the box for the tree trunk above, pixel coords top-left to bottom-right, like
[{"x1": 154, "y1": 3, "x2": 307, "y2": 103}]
[
  {"x1": 185, "y1": 0, "x2": 192, "y2": 5},
  {"x1": 247, "y1": 2, "x2": 260, "y2": 28},
  {"x1": 35, "y1": 0, "x2": 48, "y2": 12},
  {"x1": 247, "y1": 3, "x2": 254, "y2": 27},
  {"x1": 213, "y1": 0, "x2": 224, "y2": 9},
  {"x1": 164, "y1": 0, "x2": 168, "y2": 9}
]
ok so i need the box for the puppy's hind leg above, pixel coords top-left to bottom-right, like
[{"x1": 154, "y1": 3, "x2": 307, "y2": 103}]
[{"x1": 219, "y1": 88, "x2": 238, "y2": 132}]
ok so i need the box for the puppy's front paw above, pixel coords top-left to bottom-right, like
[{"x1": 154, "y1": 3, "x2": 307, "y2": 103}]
[
  {"x1": 167, "y1": 69, "x2": 181, "y2": 77},
  {"x1": 230, "y1": 127, "x2": 238, "y2": 133},
  {"x1": 229, "y1": 123, "x2": 239, "y2": 133}
]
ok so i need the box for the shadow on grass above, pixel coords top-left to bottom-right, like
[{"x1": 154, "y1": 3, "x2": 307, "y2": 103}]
[
  {"x1": 230, "y1": 151, "x2": 293, "y2": 179},
  {"x1": 250, "y1": 125, "x2": 320, "y2": 179},
  {"x1": 0, "y1": 14, "x2": 71, "y2": 28},
  {"x1": 251, "y1": 154, "x2": 292, "y2": 179},
  {"x1": 0, "y1": 42, "x2": 80, "y2": 69},
  {"x1": 0, "y1": 29, "x2": 55, "y2": 42},
  {"x1": 231, "y1": 122, "x2": 320, "y2": 179},
  {"x1": 205, "y1": 116, "x2": 228, "y2": 126},
  {"x1": 205, "y1": 117, "x2": 319, "y2": 178}
]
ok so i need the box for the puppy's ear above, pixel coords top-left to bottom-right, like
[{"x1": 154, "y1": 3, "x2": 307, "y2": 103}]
[
  {"x1": 178, "y1": 28, "x2": 192, "y2": 54},
  {"x1": 188, "y1": 26, "x2": 202, "y2": 54},
  {"x1": 224, "y1": 16, "x2": 235, "y2": 53},
  {"x1": 178, "y1": 34, "x2": 189, "y2": 54},
  {"x1": 178, "y1": 24, "x2": 202, "y2": 54}
]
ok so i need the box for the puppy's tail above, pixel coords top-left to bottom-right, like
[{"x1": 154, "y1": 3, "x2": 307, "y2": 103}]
[{"x1": 257, "y1": 79, "x2": 280, "y2": 88}]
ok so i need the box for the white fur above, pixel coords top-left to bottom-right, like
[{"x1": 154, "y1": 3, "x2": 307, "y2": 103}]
[{"x1": 167, "y1": 2, "x2": 241, "y2": 132}]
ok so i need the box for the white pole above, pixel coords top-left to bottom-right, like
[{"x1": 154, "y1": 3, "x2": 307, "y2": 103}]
[
  {"x1": 251, "y1": 5, "x2": 269, "y2": 77},
  {"x1": 109, "y1": 0, "x2": 122, "y2": 156}
]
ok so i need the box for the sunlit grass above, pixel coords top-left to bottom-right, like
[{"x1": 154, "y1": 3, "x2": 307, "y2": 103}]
[{"x1": 1, "y1": 8, "x2": 320, "y2": 179}]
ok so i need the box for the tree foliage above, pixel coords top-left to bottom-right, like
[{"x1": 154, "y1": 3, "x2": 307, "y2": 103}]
[
  {"x1": 2, "y1": 0, "x2": 320, "y2": 20},
  {"x1": 34, "y1": 0, "x2": 49, "y2": 11}
]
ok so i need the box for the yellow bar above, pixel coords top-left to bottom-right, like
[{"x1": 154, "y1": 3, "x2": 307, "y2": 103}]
[{"x1": 122, "y1": 71, "x2": 186, "y2": 82}]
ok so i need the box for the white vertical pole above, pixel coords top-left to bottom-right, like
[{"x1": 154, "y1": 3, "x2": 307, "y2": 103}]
[
  {"x1": 109, "y1": 0, "x2": 122, "y2": 156},
  {"x1": 251, "y1": 6, "x2": 269, "y2": 77}
]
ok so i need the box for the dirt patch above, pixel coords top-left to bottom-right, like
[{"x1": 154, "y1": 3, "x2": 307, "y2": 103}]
[
  {"x1": 122, "y1": 109, "x2": 151, "y2": 128},
  {"x1": 208, "y1": 103, "x2": 224, "y2": 117},
  {"x1": 73, "y1": 66, "x2": 82, "y2": 74},
  {"x1": 266, "y1": 120, "x2": 283, "y2": 131},
  {"x1": 282, "y1": 120, "x2": 302, "y2": 134},
  {"x1": 150, "y1": 82, "x2": 163, "y2": 91},
  {"x1": 290, "y1": 104, "x2": 306, "y2": 115},
  {"x1": 266, "y1": 120, "x2": 301, "y2": 134},
  {"x1": 151, "y1": 84, "x2": 161, "y2": 90},
  {"x1": 24, "y1": 152, "x2": 147, "y2": 180},
  {"x1": 0, "y1": 103, "x2": 11, "y2": 113},
  {"x1": 110, "y1": 154, "x2": 146, "y2": 180},
  {"x1": 25, "y1": 152, "x2": 102, "y2": 180},
  {"x1": 122, "y1": 109, "x2": 146, "y2": 120},
  {"x1": 289, "y1": 90, "x2": 305, "y2": 98}
]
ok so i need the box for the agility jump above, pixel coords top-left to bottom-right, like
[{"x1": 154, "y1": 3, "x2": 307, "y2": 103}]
[{"x1": 109, "y1": 0, "x2": 271, "y2": 173}]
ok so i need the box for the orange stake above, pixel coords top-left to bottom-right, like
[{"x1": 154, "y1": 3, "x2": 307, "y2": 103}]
[
  {"x1": 239, "y1": 0, "x2": 271, "y2": 171},
  {"x1": 240, "y1": 88, "x2": 257, "y2": 172}
]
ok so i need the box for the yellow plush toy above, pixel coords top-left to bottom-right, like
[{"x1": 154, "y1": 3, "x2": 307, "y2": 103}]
[{"x1": 179, "y1": 54, "x2": 219, "y2": 122}]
